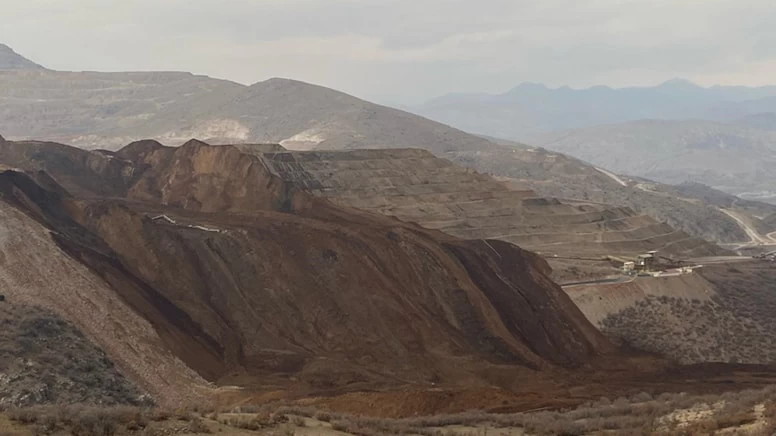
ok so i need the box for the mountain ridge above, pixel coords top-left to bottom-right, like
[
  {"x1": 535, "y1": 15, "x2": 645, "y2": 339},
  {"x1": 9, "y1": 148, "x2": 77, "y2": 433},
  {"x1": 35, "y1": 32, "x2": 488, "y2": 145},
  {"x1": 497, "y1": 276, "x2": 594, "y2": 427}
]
[
  {"x1": 0, "y1": 44, "x2": 46, "y2": 70},
  {"x1": 0, "y1": 46, "x2": 767, "y2": 244}
]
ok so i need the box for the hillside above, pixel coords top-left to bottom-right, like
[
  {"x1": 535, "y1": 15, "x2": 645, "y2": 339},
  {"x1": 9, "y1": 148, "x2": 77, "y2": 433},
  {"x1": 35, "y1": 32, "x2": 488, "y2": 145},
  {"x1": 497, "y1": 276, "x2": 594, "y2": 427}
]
[
  {"x1": 0, "y1": 70, "x2": 493, "y2": 154},
  {"x1": 0, "y1": 54, "x2": 763, "y2": 247},
  {"x1": 0, "y1": 44, "x2": 46, "y2": 70},
  {"x1": 462, "y1": 142, "x2": 772, "y2": 245},
  {"x1": 567, "y1": 261, "x2": 776, "y2": 365},
  {"x1": 534, "y1": 119, "x2": 776, "y2": 204},
  {"x1": 258, "y1": 146, "x2": 729, "y2": 282},
  {"x1": 0, "y1": 137, "x2": 622, "y2": 409},
  {"x1": 0, "y1": 304, "x2": 146, "y2": 407}
]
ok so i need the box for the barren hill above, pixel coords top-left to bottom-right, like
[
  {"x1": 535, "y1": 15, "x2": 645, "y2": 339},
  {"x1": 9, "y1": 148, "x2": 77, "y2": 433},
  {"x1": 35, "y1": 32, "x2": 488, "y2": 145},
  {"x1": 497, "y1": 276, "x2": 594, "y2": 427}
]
[
  {"x1": 0, "y1": 59, "x2": 759, "y2": 246},
  {"x1": 478, "y1": 141, "x2": 776, "y2": 246},
  {"x1": 0, "y1": 44, "x2": 46, "y2": 70},
  {"x1": 0, "y1": 137, "x2": 616, "y2": 407}
]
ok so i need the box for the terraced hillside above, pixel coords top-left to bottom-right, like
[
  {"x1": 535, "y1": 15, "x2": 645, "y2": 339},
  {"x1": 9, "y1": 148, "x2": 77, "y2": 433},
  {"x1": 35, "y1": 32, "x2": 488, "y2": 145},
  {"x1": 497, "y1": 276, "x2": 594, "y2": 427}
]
[{"x1": 259, "y1": 147, "x2": 728, "y2": 279}]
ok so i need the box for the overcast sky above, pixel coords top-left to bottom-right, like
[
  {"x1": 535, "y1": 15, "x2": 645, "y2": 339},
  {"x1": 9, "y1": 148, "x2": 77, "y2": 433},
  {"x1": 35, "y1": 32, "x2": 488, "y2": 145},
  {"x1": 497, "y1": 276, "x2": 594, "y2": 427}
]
[{"x1": 2, "y1": 0, "x2": 775, "y2": 104}]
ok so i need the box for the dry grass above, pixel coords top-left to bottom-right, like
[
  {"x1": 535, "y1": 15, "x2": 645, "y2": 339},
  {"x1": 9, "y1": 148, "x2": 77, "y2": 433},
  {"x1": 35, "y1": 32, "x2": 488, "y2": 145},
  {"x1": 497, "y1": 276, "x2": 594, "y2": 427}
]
[
  {"x1": 278, "y1": 386, "x2": 776, "y2": 436},
  {"x1": 2, "y1": 386, "x2": 775, "y2": 435}
]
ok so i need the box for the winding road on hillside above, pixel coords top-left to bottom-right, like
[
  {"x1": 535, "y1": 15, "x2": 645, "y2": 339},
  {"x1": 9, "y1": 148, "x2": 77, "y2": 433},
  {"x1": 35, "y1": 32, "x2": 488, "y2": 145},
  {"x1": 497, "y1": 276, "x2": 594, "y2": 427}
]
[
  {"x1": 719, "y1": 208, "x2": 776, "y2": 246},
  {"x1": 595, "y1": 167, "x2": 628, "y2": 187}
]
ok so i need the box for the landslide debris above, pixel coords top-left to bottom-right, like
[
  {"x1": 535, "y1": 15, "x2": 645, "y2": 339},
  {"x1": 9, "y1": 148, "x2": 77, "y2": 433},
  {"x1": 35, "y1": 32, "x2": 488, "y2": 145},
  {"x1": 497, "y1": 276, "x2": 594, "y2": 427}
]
[{"x1": 0, "y1": 138, "x2": 612, "y2": 401}]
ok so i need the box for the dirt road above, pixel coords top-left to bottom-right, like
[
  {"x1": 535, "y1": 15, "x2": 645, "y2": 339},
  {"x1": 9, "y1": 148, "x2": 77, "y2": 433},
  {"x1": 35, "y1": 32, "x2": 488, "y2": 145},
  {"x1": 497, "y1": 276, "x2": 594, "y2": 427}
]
[{"x1": 719, "y1": 208, "x2": 775, "y2": 246}]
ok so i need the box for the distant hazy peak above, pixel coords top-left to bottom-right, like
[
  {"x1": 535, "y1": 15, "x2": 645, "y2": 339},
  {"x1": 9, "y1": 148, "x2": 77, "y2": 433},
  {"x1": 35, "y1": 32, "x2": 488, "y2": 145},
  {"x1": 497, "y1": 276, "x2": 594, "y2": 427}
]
[
  {"x1": 0, "y1": 44, "x2": 46, "y2": 70},
  {"x1": 659, "y1": 77, "x2": 700, "y2": 87},
  {"x1": 510, "y1": 82, "x2": 549, "y2": 91}
]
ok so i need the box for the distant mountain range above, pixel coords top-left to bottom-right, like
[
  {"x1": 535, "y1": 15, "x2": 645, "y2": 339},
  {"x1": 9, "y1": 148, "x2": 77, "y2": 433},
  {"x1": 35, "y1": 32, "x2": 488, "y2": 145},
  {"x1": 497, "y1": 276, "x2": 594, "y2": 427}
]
[
  {"x1": 411, "y1": 79, "x2": 776, "y2": 138},
  {"x1": 410, "y1": 80, "x2": 776, "y2": 204},
  {"x1": 533, "y1": 119, "x2": 776, "y2": 203},
  {"x1": 1, "y1": 44, "x2": 774, "y2": 245}
]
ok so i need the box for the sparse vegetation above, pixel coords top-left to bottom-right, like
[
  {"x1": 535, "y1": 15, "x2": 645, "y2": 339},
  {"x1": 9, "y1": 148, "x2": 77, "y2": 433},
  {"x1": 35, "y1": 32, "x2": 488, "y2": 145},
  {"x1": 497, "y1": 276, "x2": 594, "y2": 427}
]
[
  {"x1": 2, "y1": 386, "x2": 775, "y2": 435},
  {"x1": 0, "y1": 304, "x2": 148, "y2": 408},
  {"x1": 600, "y1": 263, "x2": 776, "y2": 364}
]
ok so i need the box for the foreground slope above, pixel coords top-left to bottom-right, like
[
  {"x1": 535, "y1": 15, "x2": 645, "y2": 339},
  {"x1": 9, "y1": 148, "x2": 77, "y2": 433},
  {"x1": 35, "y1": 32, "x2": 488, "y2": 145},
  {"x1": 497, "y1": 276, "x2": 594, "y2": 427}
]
[
  {"x1": 0, "y1": 304, "x2": 145, "y2": 407},
  {"x1": 0, "y1": 173, "x2": 210, "y2": 407},
  {"x1": 0, "y1": 137, "x2": 613, "y2": 405}
]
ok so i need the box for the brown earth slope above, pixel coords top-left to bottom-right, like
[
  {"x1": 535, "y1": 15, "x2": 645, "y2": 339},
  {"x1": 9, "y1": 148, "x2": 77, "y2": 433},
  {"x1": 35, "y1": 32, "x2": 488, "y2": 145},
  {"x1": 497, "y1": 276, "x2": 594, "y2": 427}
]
[{"x1": 0, "y1": 137, "x2": 613, "y2": 406}]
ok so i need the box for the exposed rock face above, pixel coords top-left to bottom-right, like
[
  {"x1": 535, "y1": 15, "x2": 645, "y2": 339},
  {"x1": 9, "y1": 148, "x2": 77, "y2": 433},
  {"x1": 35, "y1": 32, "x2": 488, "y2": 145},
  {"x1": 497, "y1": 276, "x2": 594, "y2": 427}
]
[{"x1": 0, "y1": 138, "x2": 612, "y2": 398}]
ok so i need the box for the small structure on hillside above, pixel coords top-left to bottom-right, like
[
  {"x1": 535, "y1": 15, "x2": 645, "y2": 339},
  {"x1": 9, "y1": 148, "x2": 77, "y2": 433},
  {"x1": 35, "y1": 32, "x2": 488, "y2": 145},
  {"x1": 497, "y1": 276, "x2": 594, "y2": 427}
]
[
  {"x1": 622, "y1": 261, "x2": 636, "y2": 272},
  {"x1": 636, "y1": 253, "x2": 655, "y2": 272},
  {"x1": 151, "y1": 214, "x2": 176, "y2": 224}
]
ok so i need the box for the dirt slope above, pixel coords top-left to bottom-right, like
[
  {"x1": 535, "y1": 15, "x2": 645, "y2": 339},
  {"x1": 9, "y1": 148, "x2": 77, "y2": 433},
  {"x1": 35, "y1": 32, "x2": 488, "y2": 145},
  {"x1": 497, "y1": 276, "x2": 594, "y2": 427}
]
[{"x1": 0, "y1": 138, "x2": 613, "y2": 404}]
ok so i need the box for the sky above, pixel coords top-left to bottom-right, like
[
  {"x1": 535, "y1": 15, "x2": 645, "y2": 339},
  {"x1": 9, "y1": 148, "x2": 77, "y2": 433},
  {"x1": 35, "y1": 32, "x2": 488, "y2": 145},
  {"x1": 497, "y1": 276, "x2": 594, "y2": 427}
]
[{"x1": 2, "y1": 0, "x2": 776, "y2": 104}]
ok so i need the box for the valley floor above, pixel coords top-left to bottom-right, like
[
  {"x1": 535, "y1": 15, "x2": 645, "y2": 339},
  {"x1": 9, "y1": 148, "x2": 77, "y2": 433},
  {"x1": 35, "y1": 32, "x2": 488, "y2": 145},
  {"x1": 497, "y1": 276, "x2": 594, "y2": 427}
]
[{"x1": 3, "y1": 386, "x2": 776, "y2": 436}]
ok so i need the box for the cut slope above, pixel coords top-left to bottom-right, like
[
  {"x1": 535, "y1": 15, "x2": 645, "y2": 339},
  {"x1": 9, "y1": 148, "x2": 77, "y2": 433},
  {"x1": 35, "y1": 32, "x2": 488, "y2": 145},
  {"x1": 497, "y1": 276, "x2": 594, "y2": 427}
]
[{"x1": 0, "y1": 138, "x2": 613, "y2": 401}]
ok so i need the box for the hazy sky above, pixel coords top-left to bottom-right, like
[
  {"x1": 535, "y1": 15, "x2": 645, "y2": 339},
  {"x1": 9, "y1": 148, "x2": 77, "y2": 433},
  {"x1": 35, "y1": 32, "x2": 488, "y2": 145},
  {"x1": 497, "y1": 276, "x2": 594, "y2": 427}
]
[{"x1": 2, "y1": 0, "x2": 776, "y2": 104}]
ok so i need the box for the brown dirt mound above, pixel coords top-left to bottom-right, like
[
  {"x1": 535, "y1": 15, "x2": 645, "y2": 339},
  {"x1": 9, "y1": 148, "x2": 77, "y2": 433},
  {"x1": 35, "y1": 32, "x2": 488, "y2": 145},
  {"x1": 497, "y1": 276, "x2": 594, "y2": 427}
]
[{"x1": 0, "y1": 138, "x2": 613, "y2": 407}]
